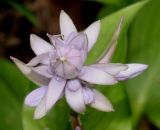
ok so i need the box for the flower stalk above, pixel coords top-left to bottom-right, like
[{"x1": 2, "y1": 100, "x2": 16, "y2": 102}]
[{"x1": 70, "y1": 111, "x2": 83, "y2": 130}]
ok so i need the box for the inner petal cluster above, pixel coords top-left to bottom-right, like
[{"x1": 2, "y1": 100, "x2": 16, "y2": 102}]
[{"x1": 49, "y1": 44, "x2": 85, "y2": 79}]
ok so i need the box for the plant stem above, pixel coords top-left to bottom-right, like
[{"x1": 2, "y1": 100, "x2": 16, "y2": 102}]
[{"x1": 70, "y1": 111, "x2": 83, "y2": 130}]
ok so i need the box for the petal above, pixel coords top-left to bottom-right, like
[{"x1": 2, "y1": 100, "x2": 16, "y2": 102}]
[
  {"x1": 116, "y1": 64, "x2": 148, "y2": 81},
  {"x1": 47, "y1": 33, "x2": 64, "y2": 48},
  {"x1": 67, "y1": 33, "x2": 88, "y2": 62},
  {"x1": 82, "y1": 87, "x2": 94, "y2": 104},
  {"x1": 98, "y1": 17, "x2": 124, "y2": 63},
  {"x1": 69, "y1": 33, "x2": 88, "y2": 51},
  {"x1": 84, "y1": 20, "x2": 100, "y2": 51},
  {"x1": 46, "y1": 77, "x2": 66, "y2": 111},
  {"x1": 90, "y1": 89, "x2": 114, "y2": 112},
  {"x1": 90, "y1": 63, "x2": 128, "y2": 75},
  {"x1": 65, "y1": 79, "x2": 81, "y2": 92},
  {"x1": 65, "y1": 31, "x2": 78, "y2": 44},
  {"x1": 30, "y1": 34, "x2": 54, "y2": 55},
  {"x1": 25, "y1": 86, "x2": 47, "y2": 107},
  {"x1": 78, "y1": 66, "x2": 117, "y2": 85},
  {"x1": 33, "y1": 65, "x2": 53, "y2": 78},
  {"x1": 60, "y1": 10, "x2": 77, "y2": 39},
  {"x1": 34, "y1": 97, "x2": 47, "y2": 119},
  {"x1": 65, "y1": 80, "x2": 85, "y2": 113},
  {"x1": 10, "y1": 57, "x2": 50, "y2": 86},
  {"x1": 27, "y1": 52, "x2": 53, "y2": 66}
]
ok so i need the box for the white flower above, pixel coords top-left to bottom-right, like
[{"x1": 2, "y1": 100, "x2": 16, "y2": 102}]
[{"x1": 11, "y1": 10, "x2": 148, "y2": 119}]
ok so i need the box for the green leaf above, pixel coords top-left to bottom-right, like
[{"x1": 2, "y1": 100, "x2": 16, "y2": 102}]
[
  {"x1": 0, "y1": 59, "x2": 31, "y2": 130},
  {"x1": 86, "y1": 0, "x2": 148, "y2": 64},
  {"x1": 94, "y1": 0, "x2": 124, "y2": 5},
  {"x1": 126, "y1": 0, "x2": 160, "y2": 129},
  {"x1": 82, "y1": 1, "x2": 148, "y2": 130},
  {"x1": 0, "y1": 59, "x2": 30, "y2": 102},
  {"x1": 22, "y1": 101, "x2": 70, "y2": 130},
  {"x1": 0, "y1": 80, "x2": 22, "y2": 130}
]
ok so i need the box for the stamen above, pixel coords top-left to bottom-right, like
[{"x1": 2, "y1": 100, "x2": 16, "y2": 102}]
[{"x1": 59, "y1": 57, "x2": 66, "y2": 61}]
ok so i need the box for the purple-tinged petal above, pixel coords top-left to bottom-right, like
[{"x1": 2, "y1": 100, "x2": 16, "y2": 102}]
[
  {"x1": 65, "y1": 80, "x2": 85, "y2": 113},
  {"x1": 116, "y1": 64, "x2": 148, "y2": 81},
  {"x1": 90, "y1": 89, "x2": 114, "y2": 112},
  {"x1": 78, "y1": 66, "x2": 117, "y2": 85},
  {"x1": 69, "y1": 33, "x2": 88, "y2": 51},
  {"x1": 84, "y1": 20, "x2": 100, "y2": 51},
  {"x1": 54, "y1": 60, "x2": 80, "y2": 79},
  {"x1": 47, "y1": 33, "x2": 64, "y2": 48},
  {"x1": 90, "y1": 63, "x2": 128, "y2": 75},
  {"x1": 25, "y1": 86, "x2": 47, "y2": 107},
  {"x1": 66, "y1": 79, "x2": 81, "y2": 92},
  {"x1": 60, "y1": 10, "x2": 77, "y2": 40},
  {"x1": 30, "y1": 34, "x2": 54, "y2": 55},
  {"x1": 98, "y1": 17, "x2": 124, "y2": 63},
  {"x1": 65, "y1": 32, "x2": 78, "y2": 44},
  {"x1": 10, "y1": 57, "x2": 50, "y2": 86},
  {"x1": 27, "y1": 52, "x2": 54, "y2": 66},
  {"x1": 68, "y1": 33, "x2": 88, "y2": 62},
  {"x1": 82, "y1": 87, "x2": 94, "y2": 104},
  {"x1": 33, "y1": 65, "x2": 53, "y2": 78},
  {"x1": 34, "y1": 97, "x2": 47, "y2": 119},
  {"x1": 46, "y1": 76, "x2": 66, "y2": 111}
]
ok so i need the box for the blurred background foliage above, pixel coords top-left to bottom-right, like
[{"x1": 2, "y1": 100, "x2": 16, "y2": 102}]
[{"x1": 0, "y1": 0, "x2": 160, "y2": 130}]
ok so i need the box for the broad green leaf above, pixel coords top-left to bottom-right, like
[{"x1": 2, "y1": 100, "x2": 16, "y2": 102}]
[
  {"x1": 127, "y1": 0, "x2": 160, "y2": 129},
  {"x1": 86, "y1": 0, "x2": 148, "y2": 64},
  {"x1": 0, "y1": 59, "x2": 30, "y2": 103},
  {"x1": 0, "y1": 59, "x2": 31, "y2": 130},
  {"x1": 23, "y1": 101, "x2": 70, "y2": 130},
  {"x1": 82, "y1": 1, "x2": 148, "y2": 130},
  {"x1": 0, "y1": 80, "x2": 22, "y2": 130},
  {"x1": 94, "y1": 0, "x2": 124, "y2": 5}
]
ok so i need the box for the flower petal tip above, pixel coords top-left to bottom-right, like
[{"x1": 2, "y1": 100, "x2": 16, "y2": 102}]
[
  {"x1": 10, "y1": 56, "x2": 31, "y2": 74},
  {"x1": 116, "y1": 63, "x2": 148, "y2": 81},
  {"x1": 60, "y1": 9, "x2": 65, "y2": 14},
  {"x1": 60, "y1": 9, "x2": 77, "y2": 39},
  {"x1": 33, "y1": 110, "x2": 45, "y2": 120},
  {"x1": 30, "y1": 34, "x2": 53, "y2": 55},
  {"x1": 84, "y1": 20, "x2": 101, "y2": 51}
]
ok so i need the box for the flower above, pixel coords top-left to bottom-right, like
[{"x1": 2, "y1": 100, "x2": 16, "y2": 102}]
[{"x1": 11, "y1": 10, "x2": 148, "y2": 119}]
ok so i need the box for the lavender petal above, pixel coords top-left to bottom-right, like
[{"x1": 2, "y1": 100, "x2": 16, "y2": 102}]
[
  {"x1": 90, "y1": 89, "x2": 114, "y2": 112},
  {"x1": 25, "y1": 86, "x2": 47, "y2": 107},
  {"x1": 33, "y1": 65, "x2": 53, "y2": 78},
  {"x1": 84, "y1": 20, "x2": 100, "y2": 51},
  {"x1": 78, "y1": 66, "x2": 117, "y2": 85},
  {"x1": 34, "y1": 97, "x2": 47, "y2": 119},
  {"x1": 69, "y1": 33, "x2": 88, "y2": 51},
  {"x1": 90, "y1": 63, "x2": 128, "y2": 75},
  {"x1": 27, "y1": 52, "x2": 53, "y2": 66},
  {"x1": 11, "y1": 57, "x2": 50, "y2": 86},
  {"x1": 46, "y1": 76, "x2": 66, "y2": 111},
  {"x1": 60, "y1": 10, "x2": 77, "y2": 40},
  {"x1": 82, "y1": 87, "x2": 94, "y2": 104},
  {"x1": 30, "y1": 34, "x2": 54, "y2": 55},
  {"x1": 116, "y1": 64, "x2": 148, "y2": 81},
  {"x1": 65, "y1": 80, "x2": 85, "y2": 113}
]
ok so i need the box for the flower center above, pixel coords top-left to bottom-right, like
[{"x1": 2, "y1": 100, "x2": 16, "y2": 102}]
[
  {"x1": 59, "y1": 56, "x2": 66, "y2": 61},
  {"x1": 50, "y1": 45, "x2": 84, "y2": 79}
]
